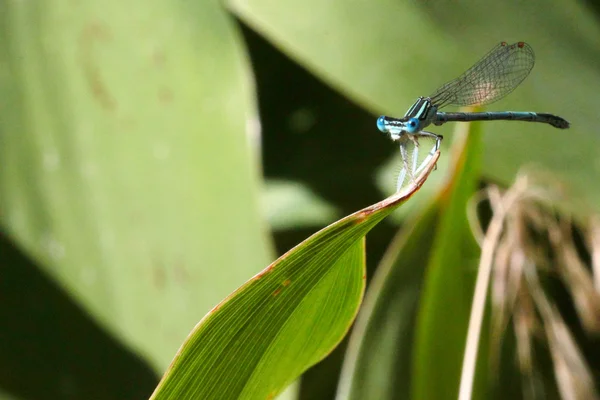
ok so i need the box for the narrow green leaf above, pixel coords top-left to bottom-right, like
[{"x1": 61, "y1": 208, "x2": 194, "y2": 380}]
[
  {"x1": 150, "y1": 153, "x2": 440, "y2": 400},
  {"x1": 412, "y1": 122, "x2": 484, "y2": 399},
  {"x1": 337, "y1": 199, "x2": 441, "y2": 400}
]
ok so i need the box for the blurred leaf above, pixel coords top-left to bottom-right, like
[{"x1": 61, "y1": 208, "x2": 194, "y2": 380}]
[
  {"x1": 264, "y1": 180, "x2": 341, "y2": 230},
  {"x1": 337, "y1": 200, "x2": 441, "y2": 400},
  {"x1": 0, "y1": 388, "x2": 19, "y2": 400},
  {"x1": 411, "y1": 122, "x2": 484, "y2": 399},
  {"x1": 150, "y1": 154, "x2": 440, "y2": 399},
  {"x1": 0, "y1": 0, "x2": 271, "y2": 372},
  {"x1": 227, "y1": 0, "x2": 600, "y2": 220},
  {"x1": 0, "y1": 234, "x2": 158, "y2": 400}
]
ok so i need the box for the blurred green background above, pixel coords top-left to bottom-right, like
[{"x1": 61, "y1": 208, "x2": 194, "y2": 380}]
[{"x1": 1, "y1": 0, "x2": 599, "y2": 399}]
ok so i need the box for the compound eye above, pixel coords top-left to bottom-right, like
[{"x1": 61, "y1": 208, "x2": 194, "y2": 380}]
[
  {"x1": 376, "y1": 116, "x2": 387, "y2": 133},
  {"x1": 406, "y1": 118, "x2": 419, "y2": 133}
]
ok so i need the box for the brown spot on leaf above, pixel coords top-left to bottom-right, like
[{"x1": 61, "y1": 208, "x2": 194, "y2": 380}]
[
  {"x1": 282, "y1": 279, "x2": 291, "y2": 287},
  {"x1": 152, "y1": 50, "x2": 166, "y2": 68},
  {"x1": 158, "y1": 87, "x2": 173, "y2": 104},
  {"x1": 272, "y1": 288, "x2": 281, "y2": 297},
  {"x1": 79, "y1": 22, "x2": 116, "y2": 111},
  {"x1": 153, "y1": 261, "x2": 166, "y2": 289},
  {"x1": 253, "y1": 264, "x2": 276, "y2": 281}
]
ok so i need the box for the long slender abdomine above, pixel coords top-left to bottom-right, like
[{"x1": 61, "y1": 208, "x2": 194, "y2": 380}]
[{"x1": 434, "y1": 111, "x2": 570, "y2": 129}]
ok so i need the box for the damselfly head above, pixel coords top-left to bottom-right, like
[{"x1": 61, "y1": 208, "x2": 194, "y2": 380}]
[{"x1": 377, "y1": 115, "x2": 421, "y2": 141}]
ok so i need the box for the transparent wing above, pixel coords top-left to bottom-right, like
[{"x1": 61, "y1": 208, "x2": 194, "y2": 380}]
[
  {"x1": 395, "y1": 133, "x2": 440, "y2": 191},
  {"x1": 429, "y1": 42, "x2": 535, "y2": 109}
]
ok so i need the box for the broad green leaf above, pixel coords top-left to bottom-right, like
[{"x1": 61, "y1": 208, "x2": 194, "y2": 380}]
[
  {"x1": 150, "y1": 153, "x2": 440, "y2": 400},
  {"x1": 0, "y1": 0, "x2": 270, "y2": 371},
  {"x1": 412, "y1": 122, "x2": 484, "y2": 399},
  {"x1": 227, "y1": 0, "x2": 600, "y2": 219},
  {"x1": 336, "y1": 199, "x2": 441, "y2": 400}
]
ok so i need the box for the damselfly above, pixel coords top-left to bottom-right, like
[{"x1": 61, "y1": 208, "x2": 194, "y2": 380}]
[{"x1": 377, "y1": 41, "x2": 570, "y2": 191}]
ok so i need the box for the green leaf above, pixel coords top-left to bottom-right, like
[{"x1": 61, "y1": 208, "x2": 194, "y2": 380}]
[
  {"x1": 411, "y1": 122, "x2": 484, "y2": 399},
  {"x1": 150, "y1": 154, "x2": 440, "y2": 399},
  {"x1": 0, "y1": 0, "x2": 270, "y2": 371},
  {"x1": 337, "y1": 200, "x2": 442, "y2": 400},
  {"x1": 227, "y1": 0, "x2": 600, "y2": 220}
]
